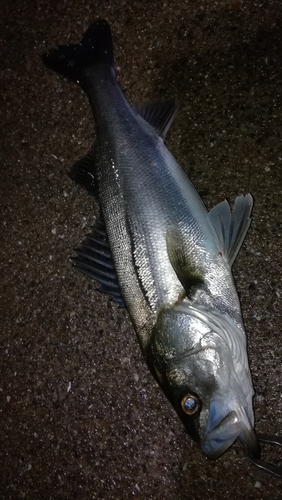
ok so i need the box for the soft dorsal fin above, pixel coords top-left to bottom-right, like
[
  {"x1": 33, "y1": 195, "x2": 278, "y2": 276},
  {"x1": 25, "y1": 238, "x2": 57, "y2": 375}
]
[
  {"x1": 166, "y1": 227, "x2": 204, "y2": 298},
  {"x1": 133, "y1": 97, "x2": 178, "y2": 139},
  {"x1": 207, "y1": 194, "x2": 253, "y2": 268},
  {"x1": 68, "y1": 148, "x2": 97, "y2": 195},
  {"x1": 73, "y1": 219, "x2": 124, "y2": 305}
]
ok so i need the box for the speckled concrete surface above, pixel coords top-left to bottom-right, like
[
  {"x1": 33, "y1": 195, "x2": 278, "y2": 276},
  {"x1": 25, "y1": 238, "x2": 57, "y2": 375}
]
[{"x1": 1, "y1": 1, "x2": 282, "y2": 499}]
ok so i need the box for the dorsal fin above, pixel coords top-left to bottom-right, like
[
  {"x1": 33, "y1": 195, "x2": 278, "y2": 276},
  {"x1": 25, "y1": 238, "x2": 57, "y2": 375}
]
[
  {"x1": 207, "y1": 194, "x2": 253, "y2": 268},
  {"x1": 73, "y1": 219, "x2": 124, "y2": 305},
  {"x1": 133, "y1": 97, "x2": 178, "y2": 139},
  {"x1": 68, "y1": 148, "x2": 97, "y2": 195}
]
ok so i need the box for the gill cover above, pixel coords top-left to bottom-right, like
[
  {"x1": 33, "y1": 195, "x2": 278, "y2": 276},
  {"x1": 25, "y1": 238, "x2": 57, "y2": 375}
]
[{"x1": 147, "y1": 302, "x2": 259, "y2": 458}]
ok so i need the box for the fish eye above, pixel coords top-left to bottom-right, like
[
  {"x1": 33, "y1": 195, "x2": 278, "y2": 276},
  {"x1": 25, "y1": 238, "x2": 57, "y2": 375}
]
[{"x1": 181, "y1": 394, "x2": 200, "y2": 415}]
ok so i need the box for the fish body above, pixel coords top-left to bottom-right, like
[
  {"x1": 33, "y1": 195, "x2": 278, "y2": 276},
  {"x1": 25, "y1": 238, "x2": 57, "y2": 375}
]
[{"x1": 42, "y1": 20, "x2": 260, "y2": 459}]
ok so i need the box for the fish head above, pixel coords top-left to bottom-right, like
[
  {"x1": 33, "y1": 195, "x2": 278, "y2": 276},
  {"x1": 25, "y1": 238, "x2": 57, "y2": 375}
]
[{"x1": 147, "y1": 302, "x2": 260, "y2": 460}]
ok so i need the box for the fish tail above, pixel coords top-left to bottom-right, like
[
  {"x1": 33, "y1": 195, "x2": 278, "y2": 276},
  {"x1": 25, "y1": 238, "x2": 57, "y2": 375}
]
[{"x1": 42, "y1": 20, "x2": 114, "y2": 86}]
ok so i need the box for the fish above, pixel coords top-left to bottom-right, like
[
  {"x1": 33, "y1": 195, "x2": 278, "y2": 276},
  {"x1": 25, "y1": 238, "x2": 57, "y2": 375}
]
[{"x1": 42, "y1": 19, "x2": 260, "y2": 461}]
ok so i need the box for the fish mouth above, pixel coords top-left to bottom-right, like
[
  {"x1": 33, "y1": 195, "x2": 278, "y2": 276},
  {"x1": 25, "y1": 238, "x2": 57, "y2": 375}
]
[{"x1": 201, "y1": 399, "x2": 260, "y2": 460}]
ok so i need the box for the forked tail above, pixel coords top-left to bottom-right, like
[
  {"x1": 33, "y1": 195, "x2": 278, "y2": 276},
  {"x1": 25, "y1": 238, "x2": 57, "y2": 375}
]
[{"x1": 42, "y1": 20, "x2": 114, "y2": 87}]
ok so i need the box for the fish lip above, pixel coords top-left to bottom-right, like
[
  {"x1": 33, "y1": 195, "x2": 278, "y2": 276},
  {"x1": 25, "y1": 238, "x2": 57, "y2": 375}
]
[
  {"x1": 201, "y1": 409, "x2": 261, "y2": 460},
  {"x1": 201, "y1": 410, "x2": 241, "y2": 460}
]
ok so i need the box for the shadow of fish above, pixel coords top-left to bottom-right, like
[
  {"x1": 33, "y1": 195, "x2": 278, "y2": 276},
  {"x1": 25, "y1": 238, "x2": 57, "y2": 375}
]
[{"x1": 42, "y1": 20, "x2": 260, "y2": 462}]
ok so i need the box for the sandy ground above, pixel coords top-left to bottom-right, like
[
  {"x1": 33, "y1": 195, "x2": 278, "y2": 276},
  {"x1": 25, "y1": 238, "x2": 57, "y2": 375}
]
[{"x1": 1, "y1": 0, "x2": 282, "y2": 498}]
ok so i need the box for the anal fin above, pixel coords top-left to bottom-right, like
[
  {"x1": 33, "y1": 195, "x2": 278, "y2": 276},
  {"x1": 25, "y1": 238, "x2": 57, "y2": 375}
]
[
  {"x1": 133, "y1": 97, "x2": 178, "y2": 139},
  {"x1": 73, "y1": 219, "x2": 124, "y2": 305}
]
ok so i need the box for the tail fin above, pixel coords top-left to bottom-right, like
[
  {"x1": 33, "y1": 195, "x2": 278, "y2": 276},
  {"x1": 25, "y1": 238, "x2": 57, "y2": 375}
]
[{"x1": 42, "y1": 19, "x2": 114, "y2": 86}]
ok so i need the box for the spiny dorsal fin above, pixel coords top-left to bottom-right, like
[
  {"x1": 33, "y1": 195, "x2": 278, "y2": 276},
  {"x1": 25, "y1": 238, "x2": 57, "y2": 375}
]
[
  {"x1": 73, "y1": 219, "x2": 124, "y2": 305},
  {"x1": 166, "y1": 227, "x2": 204, "y2": 298},
  {"x1": 207, "y1": 194, "x2": 253, "y2": 268},
  {"x1": 133, "y1": 97, "x2": 178, "y2": 139}
]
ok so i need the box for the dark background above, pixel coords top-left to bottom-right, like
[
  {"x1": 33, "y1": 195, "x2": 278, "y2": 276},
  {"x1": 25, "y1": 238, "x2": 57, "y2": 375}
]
[{"x1": 1, "y1": 0, "x2": 282, "y2": 498}]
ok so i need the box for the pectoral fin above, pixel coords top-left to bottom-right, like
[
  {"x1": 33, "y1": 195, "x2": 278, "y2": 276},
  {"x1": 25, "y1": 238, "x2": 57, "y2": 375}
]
[
  {"x1": 207, "y1": 194, "x2": 253, "y2": 268},
  {"x1": 166, "y1": 227, "x2": 204, "y2": 298}
]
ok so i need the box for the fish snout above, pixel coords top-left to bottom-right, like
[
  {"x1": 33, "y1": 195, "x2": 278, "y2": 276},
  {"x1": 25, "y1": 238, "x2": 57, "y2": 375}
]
[{"x1": 201, "y1": 398, "x2": 260, "y2": 460}]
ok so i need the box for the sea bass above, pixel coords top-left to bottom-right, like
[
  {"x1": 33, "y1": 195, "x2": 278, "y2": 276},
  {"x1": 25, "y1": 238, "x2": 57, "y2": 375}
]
[{"x1": 42, "y1": 20, "x2": 260, "y2": 460}]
